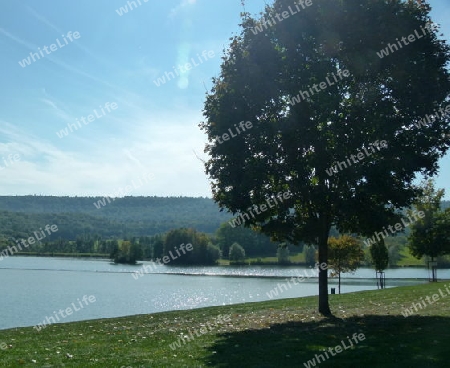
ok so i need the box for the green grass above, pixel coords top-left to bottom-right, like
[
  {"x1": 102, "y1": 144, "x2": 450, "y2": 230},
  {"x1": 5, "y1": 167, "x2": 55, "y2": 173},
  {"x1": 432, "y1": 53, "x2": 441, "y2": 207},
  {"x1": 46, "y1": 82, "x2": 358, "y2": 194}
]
[
  {"x1": 397, "y1": 247, "x2": 426, "y2": 267},
  {"x1": 1, "y1": 283, "x2": 450, "y2": 367}
]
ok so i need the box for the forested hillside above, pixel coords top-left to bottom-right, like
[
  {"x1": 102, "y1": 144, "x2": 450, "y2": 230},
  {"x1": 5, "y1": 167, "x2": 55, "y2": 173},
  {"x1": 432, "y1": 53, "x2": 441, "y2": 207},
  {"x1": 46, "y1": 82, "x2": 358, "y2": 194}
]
[{"x1": 0, "y1": 196, "x2": 232, "y2": 240}]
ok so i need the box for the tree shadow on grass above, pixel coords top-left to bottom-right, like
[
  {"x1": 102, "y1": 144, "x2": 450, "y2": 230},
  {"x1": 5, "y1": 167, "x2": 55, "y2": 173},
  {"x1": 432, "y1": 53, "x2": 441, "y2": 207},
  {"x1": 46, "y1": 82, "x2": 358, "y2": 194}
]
[{"x1": 203, "y1": 315, "x2": 450, "y2": 368}]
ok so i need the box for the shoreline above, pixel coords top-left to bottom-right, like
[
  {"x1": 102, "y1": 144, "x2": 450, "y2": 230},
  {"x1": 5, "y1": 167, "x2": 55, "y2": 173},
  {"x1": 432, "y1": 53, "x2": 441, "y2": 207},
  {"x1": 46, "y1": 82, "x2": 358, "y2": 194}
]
[{"x1": 5, "y1": 253, "x2": 446, "y2": 269}]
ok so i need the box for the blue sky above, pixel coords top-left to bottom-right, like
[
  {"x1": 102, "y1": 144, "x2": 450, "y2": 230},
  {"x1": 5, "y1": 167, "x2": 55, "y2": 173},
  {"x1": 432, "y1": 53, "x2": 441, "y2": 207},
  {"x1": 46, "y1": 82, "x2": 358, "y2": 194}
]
[{"x1": 0, "y1": 0, "x2": 449, "y2": 198}]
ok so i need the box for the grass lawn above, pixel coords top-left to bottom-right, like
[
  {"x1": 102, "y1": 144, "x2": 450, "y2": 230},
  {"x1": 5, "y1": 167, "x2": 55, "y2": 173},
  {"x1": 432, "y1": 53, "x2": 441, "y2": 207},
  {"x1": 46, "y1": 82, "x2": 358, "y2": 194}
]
[
  {"x1": 1, "y1": 282, "x2": 450, "y2": 367},
  {"x1": 396, "y1": 247, "x2": 426, "y2": 267}
]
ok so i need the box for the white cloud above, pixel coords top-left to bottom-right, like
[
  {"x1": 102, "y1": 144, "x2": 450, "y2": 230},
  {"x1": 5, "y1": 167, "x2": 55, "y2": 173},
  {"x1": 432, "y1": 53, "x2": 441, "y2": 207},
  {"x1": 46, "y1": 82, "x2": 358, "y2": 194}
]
[{"x1": 0, "y1": 105, "x2": 211, "y2": 197}]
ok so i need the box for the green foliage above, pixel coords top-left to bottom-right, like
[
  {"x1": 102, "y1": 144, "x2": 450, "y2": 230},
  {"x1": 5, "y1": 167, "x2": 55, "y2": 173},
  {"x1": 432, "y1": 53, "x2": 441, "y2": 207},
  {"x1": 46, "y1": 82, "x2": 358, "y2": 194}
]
[
  {"x1": 201, "y1": 0, "x2": 450, "y2": 314},
  {"x1": 229, "y1": 242, "x2": 246, "y2": 263},
  {"x1": 129, "y1": 242, "x2": 143, "y2": 263},
  {"x1": 409, "y1": 181, "x2": 450, "y2": 260},
  {"x1": 0, "y1": 196, "x2": 232, "y2": 240},
  {"x1": 370, "y1": 239, "x2": 389, "y2": 272},
  {"x1": 215, "y1": 222, "x2": 278, "y2": 258},
  {"x1": 150, "y1": 234, "x2": 165, "y2": 259},
  {"x1": 277, "y1": 245, "x2": 290, "y2": 265},
  {"x1": 328, "y1": 236, "x2": 364, "y2": 275},
  {"x1": 328, "y1": 235, "x2": 364, "y2": 293},
  {"x1": 303, "y1": 245, "x2": 316, "y2": 267},
  {"x1": 112, "y1": 240, "x2": 143, "y2": 264},
  {"x1": 388, "y1": 243, "x2": 403, "y2": 267},
  {"x1": 163, "y1": 228, "x2": 220, "y2": 265},
  {"x1": 207, "y1": 243, "x2": 222, "y2": 264}
]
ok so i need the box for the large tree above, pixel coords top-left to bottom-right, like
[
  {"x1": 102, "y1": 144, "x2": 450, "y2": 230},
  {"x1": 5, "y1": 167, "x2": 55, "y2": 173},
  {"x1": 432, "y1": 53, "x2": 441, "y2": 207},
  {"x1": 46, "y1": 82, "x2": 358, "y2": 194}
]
[{"x1": 201, "y1": 0, "x2": 450, "y2": 315}]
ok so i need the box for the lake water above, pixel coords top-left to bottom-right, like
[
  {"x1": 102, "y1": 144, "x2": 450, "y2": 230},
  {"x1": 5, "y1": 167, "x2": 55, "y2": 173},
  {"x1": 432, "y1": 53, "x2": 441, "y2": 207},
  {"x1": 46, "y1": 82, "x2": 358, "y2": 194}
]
[{"x1": 1, "y1": 257, "x2": 447, "y2": 330}]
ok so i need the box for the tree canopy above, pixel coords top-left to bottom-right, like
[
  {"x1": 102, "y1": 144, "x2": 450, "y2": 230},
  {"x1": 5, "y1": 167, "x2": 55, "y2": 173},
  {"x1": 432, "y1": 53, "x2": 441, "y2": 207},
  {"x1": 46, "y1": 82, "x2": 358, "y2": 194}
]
[
  {"x1": 201, "y1": 0, "x2": 450, "y2": 314},
  {"x1": 328, "y1": 235, "x2": 364, "y2": 294},
  {"x1": 163, "y1": 228, "x2": 221, "y2": 265},
  {"x1": 370, "y1": 239, "x2": 389, "y2": 273},
  {"x1": 408, "y1": 180, "x2": 450, "y2": 279},
  {"x1": 229, "y1": 242, "x2": 246, "y2": 263}
]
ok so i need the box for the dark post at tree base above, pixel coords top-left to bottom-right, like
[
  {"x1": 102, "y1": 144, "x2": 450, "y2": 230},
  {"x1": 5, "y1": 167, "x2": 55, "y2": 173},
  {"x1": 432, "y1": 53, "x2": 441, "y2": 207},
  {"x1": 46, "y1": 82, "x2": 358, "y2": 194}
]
[
  {"x1": 376, "y1": 271, "x2": 386, "y2": 289},
  {"x1": 429, "y1": 259, "x2": 438, "y2": 282}
]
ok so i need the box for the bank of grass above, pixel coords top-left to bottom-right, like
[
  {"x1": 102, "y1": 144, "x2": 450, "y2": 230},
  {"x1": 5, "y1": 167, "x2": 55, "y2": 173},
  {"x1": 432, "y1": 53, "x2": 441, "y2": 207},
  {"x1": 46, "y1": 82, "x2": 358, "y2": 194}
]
[
  {"x1": 1, "y1": 283, "x2": 450, "y2": 367},
  {"x1": 397, "y1": 247, "x2": 426, "y2": 266}
]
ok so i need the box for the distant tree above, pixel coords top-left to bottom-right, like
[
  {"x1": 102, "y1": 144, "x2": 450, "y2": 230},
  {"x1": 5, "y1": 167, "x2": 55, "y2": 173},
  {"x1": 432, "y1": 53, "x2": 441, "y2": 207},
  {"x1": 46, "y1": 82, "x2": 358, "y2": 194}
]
[
  {"x1": 215, "y1": 222, "x2": 277, "y2": 258},
  {"x1": 151, "y1": 234, "x2": 165, "y2": 260},
  {"x1": 0, "y1": 238, "x2": 8, "y2": 256},
  {"x1": 304, "y1": 245, "x2": 316, "y2": 267},
  {"x1": 163, "y1": 228, "x2": 219, "y2": 265},
  {"x1": 277, "y1": 245, "x2": 290, "y2": 265},
  {"x1": 121, "y1": 240, "x2": 131, "y2": 256},
  {"x1": 387, "y1": 244, "x2": 402, "y2": 267},
  {"x1": 409, "y1": 180, "x2": 450, "y2": 280},
  {"x1": 111, "y1": 240, "x2": 142, "y2": 264},
  {"x1": 129, "y1": 242, "x2": 143, "y2": 264},
  {"x1": 105, "y1": 239, "x2": 119, "y2": 256},
  {"x1": 328, "y1": 236, "x2": 364, "y2": 294},
  {"x1": 109, "y1": 241, "x2": 119, "y2": 262},
  {"x1": 206, "y1": 242, "x2": 222, "y2": 264},
  {"x1": 370, "y1": 239, "x2": 389, "y2": 289},
  {"x1": 229, "y1": 242, "x2": 246, "y2": 264}
]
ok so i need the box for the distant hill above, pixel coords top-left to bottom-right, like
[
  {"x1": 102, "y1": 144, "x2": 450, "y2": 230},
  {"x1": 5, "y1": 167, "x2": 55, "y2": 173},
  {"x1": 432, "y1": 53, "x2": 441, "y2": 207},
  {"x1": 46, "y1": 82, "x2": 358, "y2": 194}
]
[
  {"x1": 0, "y1": 196, "x2": 232, "y2": 240},
  {"x1": 1, "y1": 196, "x2": 448, "y2": 242}
]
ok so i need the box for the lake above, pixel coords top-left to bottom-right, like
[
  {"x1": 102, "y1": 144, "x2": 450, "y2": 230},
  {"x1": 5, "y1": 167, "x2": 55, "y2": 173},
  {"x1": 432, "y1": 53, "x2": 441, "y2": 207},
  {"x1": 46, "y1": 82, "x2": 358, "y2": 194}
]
[{"x1": 1, "y1": 256, "x2": 446, "y2": 330}]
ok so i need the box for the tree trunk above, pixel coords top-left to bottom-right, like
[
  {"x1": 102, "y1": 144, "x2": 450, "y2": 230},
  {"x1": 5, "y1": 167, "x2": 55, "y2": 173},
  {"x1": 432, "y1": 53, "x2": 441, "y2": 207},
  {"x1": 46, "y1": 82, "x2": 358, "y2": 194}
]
[
  {"x1": 338, "y1": 271, "x2": 341, "y2": 294},
  {"x1": 431, "y1": 256, "x2": 437, "y2": 282},
  {"x1": 318, "y1": 219, "x2": 331, "y2": 316}
]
